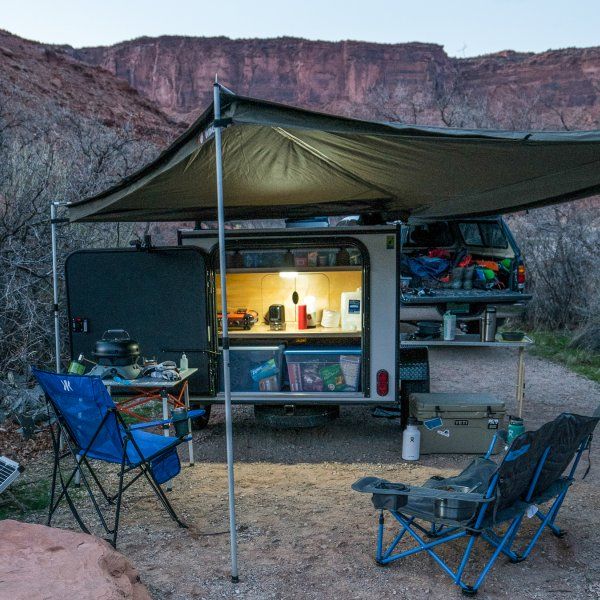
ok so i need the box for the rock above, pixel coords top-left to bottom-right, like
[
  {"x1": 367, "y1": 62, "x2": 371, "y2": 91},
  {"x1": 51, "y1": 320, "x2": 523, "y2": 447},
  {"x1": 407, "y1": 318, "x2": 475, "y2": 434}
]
[{"x1": 0, "y1": 520, "x2": 151, "y2": 600}]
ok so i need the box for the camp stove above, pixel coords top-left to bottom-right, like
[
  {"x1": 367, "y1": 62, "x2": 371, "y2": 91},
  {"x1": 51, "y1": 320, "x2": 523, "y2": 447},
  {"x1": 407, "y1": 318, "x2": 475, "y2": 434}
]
[{"x1": 88, "y1": 329, "x2": 142, "y2": 380}]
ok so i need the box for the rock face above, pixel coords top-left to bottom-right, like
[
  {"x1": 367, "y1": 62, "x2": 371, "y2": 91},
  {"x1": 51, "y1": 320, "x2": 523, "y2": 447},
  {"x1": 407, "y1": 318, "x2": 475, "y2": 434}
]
[
  {"x1": 0, "y1": 519, "x2": 151, "y2": 600},
  {"x1": 0, "y1": 29, "x2": 181, "y2": 144},
  {"x1": 65, "y1": 36, "x2": 600, "y2": 129}
]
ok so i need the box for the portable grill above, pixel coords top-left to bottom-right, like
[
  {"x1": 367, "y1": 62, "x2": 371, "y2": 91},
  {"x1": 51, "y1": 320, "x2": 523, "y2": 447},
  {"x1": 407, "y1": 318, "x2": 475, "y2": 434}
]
[{"x1": 87, "y1": 329, "x2": 142, "y2": 380}]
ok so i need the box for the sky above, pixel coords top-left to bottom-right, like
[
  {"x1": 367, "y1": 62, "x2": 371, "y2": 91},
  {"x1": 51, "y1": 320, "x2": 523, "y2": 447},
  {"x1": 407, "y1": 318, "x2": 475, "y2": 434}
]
[{"x1": 2, "y1": 0, "x2": 599, "y2": 57}]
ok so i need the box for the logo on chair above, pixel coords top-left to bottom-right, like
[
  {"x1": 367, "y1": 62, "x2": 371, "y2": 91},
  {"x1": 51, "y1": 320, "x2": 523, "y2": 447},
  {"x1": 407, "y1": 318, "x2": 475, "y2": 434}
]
[{"x1": 61, "y1": 379, "x2": 73, "y2": 392}]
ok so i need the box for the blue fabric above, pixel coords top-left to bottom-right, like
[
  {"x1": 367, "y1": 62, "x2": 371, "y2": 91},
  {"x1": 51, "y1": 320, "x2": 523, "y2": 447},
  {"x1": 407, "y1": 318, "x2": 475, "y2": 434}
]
[
  {"x1": 402, "y1": 256, "x2": 450, "y2": 278},
  {"x1": 33, "y1": 369, "x2": 182, "y2": 482}
]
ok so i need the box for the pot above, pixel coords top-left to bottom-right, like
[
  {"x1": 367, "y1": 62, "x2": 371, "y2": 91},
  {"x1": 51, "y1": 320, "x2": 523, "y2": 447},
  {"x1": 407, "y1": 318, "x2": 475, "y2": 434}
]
[{"x1": 93, "y1": 330, "x2": 140, "y2": 366}]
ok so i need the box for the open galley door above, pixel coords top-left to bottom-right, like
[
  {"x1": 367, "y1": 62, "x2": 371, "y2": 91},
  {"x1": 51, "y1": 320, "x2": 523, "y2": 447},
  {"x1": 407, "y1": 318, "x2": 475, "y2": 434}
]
[{"x1": 65, "y1": 246, "x2": 214, "y2": 396}]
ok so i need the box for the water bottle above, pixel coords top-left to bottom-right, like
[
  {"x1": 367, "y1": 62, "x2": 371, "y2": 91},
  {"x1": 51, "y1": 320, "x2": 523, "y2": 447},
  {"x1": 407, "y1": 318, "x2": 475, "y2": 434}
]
[
  {"x1": 179, "y1": 352, "x2": 188, "y2": 371},
  {"x1": 443, "y1": 311, "x2": 456, "y2": 341},
  {"x1": 506, "y1": 416, "x2": 525, "y2": 446},
  {"x1": 402, "y1": 417, "x2": 421, "y2": 461}
]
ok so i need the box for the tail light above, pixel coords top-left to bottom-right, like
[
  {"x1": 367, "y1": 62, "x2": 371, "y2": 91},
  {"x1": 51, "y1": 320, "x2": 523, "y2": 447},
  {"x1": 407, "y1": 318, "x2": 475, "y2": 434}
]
[
  {"x1": 376, "y1": 370, "x2": 389, "y2": 396},
  {"x1": 517, "y1": 263, "x2": 526, "y2": 287}
]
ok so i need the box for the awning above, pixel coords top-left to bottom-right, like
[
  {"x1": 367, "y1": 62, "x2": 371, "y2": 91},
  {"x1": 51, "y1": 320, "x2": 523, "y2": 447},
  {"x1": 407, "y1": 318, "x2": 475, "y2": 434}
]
[{"x1": 69, "y1": 87, "x2": 600, "y2": 222}]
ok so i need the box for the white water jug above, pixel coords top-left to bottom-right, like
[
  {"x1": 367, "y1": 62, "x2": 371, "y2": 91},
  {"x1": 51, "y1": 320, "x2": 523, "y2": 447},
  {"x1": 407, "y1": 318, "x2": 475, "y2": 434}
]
[{"x1": 402, "y1": 417, "x2": 421, "y2": 461}]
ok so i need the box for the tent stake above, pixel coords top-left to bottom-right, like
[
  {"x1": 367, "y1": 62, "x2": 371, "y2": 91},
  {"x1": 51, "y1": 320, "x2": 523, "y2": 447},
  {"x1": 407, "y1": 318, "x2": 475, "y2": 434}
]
[{"x1": 213, "y1": 79, "x2": 239, "y2": 583}]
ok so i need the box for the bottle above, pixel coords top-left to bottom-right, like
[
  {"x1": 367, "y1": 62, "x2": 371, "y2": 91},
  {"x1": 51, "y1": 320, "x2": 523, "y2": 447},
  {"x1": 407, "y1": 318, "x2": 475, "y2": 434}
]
[
  {"x1": 68, "y1": 354, "x2": 86, "y2": 375},
  {"x1": 402, "y1": 417, "x2": 421, "y2": 461},
  {"x1": 506, "y1": 416, "x2": 525, "y2": 446},
  {"x1": 179, "y1": 352, "x2": 189, "y2": 371},
  {"x1": 481, "y1": 306, "x2": 497, "y2": 342},
  {"x1": 443, "y1": 311, "x2": 456, "y2": 341}
]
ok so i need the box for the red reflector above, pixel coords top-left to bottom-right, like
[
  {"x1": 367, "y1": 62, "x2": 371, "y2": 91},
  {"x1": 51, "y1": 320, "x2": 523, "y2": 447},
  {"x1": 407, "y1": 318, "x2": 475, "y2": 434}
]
[
  {"x1": 517, "y1": 265, "x2": 526, "y2": 284},
  {"x1": 376, "y1": 370, "x2": 389, "y2": 396}
]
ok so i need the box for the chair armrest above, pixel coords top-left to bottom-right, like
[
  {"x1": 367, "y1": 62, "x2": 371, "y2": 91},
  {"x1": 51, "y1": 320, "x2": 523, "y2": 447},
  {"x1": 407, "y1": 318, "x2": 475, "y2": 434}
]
[
  {"x1": 128, "y1": 409, "x2": 205, "y2": 431},
  {"x1": 352, "y1": 476, "x2": 493, "y2": 504}
]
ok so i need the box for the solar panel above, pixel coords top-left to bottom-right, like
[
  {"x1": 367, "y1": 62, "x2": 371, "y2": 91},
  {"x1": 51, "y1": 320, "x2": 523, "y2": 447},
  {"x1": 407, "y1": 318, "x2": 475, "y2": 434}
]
[{"x1": 0, "y1": 456, "x2": 23, "y2": 493}]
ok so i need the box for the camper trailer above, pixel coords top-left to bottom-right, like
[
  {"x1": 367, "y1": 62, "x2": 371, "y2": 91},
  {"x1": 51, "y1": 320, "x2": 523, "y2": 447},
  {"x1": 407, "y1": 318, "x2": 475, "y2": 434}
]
[{"x1": 66, "y1": 225, "x2": 401, "y2": 426}]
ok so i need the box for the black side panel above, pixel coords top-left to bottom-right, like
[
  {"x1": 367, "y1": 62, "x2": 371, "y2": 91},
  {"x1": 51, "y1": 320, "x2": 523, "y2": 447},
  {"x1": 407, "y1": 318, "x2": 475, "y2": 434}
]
[{"x1": 66, "y1": 247, "x2": 212, "y2": 395}]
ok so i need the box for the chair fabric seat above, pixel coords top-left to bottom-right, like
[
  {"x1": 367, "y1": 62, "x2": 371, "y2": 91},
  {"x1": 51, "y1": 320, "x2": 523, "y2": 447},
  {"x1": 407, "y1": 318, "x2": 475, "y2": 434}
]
[{"x1": 80, "y1": 428, "x2": 181, "y2": 466}]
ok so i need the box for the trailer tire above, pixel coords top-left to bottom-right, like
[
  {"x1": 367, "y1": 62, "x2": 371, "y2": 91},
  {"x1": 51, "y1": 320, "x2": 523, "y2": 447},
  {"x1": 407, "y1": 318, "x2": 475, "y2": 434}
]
[
  {"x1": 254, "y1": 405, "x2": 340, "y2": 429},
  {"x1": 190, "y1": 404, "x2": 212, "y2": 430}
]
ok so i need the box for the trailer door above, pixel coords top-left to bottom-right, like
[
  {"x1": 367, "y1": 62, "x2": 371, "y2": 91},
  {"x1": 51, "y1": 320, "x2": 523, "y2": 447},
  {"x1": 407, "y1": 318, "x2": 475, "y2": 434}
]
[{"x1": 65, "y1": 246, "x2": 214, "y2": 396}]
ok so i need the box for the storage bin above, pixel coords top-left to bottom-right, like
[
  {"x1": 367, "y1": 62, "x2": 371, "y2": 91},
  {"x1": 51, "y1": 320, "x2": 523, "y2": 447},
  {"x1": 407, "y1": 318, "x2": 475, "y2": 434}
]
[
  {"x1": 284, "y1": 347, "x2": 361, "y2": 392},
  {"x1": 409, "y1": 393, "x2": 506, "y2": 454},
  {"x1": 219, "y1": 345, "x2": 285, "y2": 392}
]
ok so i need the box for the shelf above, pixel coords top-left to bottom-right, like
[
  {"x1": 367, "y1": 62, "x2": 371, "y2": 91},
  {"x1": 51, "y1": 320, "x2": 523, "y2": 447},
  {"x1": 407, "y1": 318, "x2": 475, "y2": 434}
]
[
  {"x1": 221, "y1": 323, "x2": 362, "y2": 339},
  {"x1": 219, "y1": 266, "x2": 362, "y2": 273}
]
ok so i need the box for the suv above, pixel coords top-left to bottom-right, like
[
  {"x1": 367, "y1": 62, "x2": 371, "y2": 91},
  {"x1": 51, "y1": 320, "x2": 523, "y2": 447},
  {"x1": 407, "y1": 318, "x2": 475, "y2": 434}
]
[{"x1": 399, "y1": 216, "x2": 530, "y2": 331}]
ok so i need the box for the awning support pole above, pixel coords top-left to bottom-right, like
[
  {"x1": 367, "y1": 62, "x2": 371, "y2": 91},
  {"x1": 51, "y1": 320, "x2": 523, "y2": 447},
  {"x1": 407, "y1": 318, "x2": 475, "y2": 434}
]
[
  {"x1": 213, "y1": 78, "x2": 239, "y2": 583},
  {"x1": 51, "y1": 201, "x2": 62, "y2": 373}
]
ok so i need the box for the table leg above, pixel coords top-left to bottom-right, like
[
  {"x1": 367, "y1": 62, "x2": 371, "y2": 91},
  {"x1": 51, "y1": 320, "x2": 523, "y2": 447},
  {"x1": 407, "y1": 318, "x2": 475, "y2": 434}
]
[
  {"x1": 184, "y1": 383, "x2": 194, "y2": 466},
  {"x1": 516, "y1": 347, "x2": 525, "y2": 418},
  {"x1": 161, "y1": 388, "x2": 173, "y2": 491}
]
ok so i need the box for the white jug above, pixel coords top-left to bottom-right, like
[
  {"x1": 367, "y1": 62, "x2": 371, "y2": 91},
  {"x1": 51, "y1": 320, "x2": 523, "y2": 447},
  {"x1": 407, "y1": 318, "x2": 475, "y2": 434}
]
[{"x1": 402, "y1": 417, "x2": 421, "y2": 461}]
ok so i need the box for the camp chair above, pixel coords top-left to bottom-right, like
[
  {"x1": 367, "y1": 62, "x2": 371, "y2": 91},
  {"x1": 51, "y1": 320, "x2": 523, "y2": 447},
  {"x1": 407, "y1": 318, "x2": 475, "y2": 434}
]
[
  {"x1": 33, "y1": 368, "x2": 205, "y2": 547},
  {"x1": 353, "y1": 417, "x2": 563, "y2": 596},
  {"x1": 507, "y1": 412, "x2": 598, "y2": 562}
]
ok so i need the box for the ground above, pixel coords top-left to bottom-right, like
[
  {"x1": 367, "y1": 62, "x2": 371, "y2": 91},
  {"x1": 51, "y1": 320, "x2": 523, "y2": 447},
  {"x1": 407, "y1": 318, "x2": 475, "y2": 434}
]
[{"x1": 11, "y1": 347, "x2": 600, "y2": 599}]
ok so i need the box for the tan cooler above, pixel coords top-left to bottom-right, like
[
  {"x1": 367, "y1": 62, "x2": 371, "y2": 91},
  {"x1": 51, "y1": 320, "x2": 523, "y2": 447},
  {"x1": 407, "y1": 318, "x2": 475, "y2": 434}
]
[{"x1": 409, "y1": 393, "x2": 506, "y2": 454}]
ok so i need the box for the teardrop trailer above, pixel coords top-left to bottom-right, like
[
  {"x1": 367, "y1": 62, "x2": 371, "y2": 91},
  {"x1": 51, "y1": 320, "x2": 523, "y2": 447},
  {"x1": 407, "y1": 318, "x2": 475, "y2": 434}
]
[{"x1": 58, "y1": 84, "x2": 600, "y2": 584}]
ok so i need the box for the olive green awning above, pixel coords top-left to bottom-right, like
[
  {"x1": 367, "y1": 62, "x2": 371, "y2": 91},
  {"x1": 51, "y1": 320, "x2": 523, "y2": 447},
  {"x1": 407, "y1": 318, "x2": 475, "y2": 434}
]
[{"x1": 69, "y1": 87, "x2": 600, "y2": 222}]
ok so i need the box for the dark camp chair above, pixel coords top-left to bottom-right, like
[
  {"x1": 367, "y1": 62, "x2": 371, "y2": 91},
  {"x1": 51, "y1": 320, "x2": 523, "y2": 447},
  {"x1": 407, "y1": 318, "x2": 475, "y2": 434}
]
[
  {"x1": 33, "y1": 368, "x2": 205, "y2": 547},
  {"x1": 508, "y1": 412, "x2": 598, "y2": 562},
  {"x1": 352, "y1": 413, "x2": 598, "y2": 596}
]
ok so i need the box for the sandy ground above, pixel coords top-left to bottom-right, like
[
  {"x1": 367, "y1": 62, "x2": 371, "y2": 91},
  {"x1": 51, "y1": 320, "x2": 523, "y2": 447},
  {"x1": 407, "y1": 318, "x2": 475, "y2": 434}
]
[{"x1": 23, "y1": 347, "x2": 600, "y2": 599}]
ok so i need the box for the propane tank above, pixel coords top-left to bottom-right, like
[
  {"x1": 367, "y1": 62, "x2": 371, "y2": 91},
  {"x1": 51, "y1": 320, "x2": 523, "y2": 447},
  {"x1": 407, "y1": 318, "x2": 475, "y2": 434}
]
[{"x1": 402, "y1": 417, "x2": 421, "y2": 461}]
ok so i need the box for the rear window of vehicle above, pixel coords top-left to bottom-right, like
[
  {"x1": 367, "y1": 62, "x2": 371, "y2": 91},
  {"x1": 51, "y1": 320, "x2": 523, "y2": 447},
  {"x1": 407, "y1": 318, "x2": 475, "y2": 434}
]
[
  {"x1": 404, "y1": 222, "x2": 454, "y2": 247},
  {"x1": 458, "y1": 222, "x2": 508, "y2": 249}
]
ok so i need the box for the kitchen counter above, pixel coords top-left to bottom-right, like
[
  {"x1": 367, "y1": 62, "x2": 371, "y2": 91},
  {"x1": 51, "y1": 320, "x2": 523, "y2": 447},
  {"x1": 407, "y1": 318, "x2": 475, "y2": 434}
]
[{"x1": 223, "y1": 322, "x2": 361, "y2": 339}]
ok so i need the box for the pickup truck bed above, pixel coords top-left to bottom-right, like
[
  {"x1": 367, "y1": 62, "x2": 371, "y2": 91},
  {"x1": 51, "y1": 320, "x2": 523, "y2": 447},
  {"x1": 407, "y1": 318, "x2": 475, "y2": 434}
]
[{"x1": 401, "y1": 289, "x2": 532, "y2": 305}]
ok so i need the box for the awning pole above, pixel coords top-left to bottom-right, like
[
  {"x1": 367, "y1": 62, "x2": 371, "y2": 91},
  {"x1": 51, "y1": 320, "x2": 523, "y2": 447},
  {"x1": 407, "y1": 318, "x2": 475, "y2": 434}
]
[
  {"x1": 50, "y1": 201, "x2": 62, "y2": 373},
  {"x1": 213, "y1": 78, "x2": 239, "y2": 583}
]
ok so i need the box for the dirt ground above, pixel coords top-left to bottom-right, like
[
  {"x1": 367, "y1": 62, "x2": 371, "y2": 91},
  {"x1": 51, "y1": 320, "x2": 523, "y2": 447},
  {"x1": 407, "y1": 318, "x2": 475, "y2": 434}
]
[{"x1": 20, "y1": 347, "x2": 600, "y2": 599}]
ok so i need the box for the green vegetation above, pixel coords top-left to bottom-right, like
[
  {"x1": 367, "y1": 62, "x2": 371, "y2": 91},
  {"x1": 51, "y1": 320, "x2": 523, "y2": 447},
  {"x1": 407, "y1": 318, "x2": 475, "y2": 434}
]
[
  {"x1": 0, "y1": 479, "x2": 50, "y2": 519},
  {"x1": 530, "y1": 331, "x2": 600, "y2": 384}
]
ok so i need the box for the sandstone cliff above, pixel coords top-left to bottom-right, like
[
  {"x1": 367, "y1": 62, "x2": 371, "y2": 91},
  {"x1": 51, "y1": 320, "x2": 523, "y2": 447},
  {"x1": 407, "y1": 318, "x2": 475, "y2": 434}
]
[{"x1": 65, "y1": 36, "x2": 600, "y2": 129}]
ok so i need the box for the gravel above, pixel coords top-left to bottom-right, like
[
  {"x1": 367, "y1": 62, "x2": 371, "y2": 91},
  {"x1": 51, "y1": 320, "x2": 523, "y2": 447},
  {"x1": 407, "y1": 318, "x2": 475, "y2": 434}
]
[{"x1": 19, "y1": 347, "x2": 600, "y2": 599}]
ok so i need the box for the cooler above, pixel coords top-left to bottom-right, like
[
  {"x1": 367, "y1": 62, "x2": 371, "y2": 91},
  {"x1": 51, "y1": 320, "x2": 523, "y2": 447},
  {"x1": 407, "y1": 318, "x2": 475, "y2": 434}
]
[
  {"x1": 409, "y1": 392, "x2": 506, "y2": 454},
  {"x1": 284, "y1": 347, "x2": 361, "y2": 392},
  {"x1": 219, "y1": 345, "x2": 285, "y2": 392}
]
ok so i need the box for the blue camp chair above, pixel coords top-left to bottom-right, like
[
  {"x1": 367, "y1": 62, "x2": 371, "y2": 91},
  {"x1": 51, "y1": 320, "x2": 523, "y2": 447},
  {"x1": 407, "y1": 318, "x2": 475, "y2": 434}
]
[
  {"x1": 33, "y1": 368, "x2": 205, "y2": 547},
  {"x1": 507, "y1": 412, "x2": 598, "y2": 562},
  {"x1": 353, "y1": 413, "x2": 598, "y2": 596}
]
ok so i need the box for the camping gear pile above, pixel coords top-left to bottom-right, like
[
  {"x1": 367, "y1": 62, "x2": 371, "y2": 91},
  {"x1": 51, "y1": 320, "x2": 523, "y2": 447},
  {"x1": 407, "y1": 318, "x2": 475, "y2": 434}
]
[{"x1": 401, "y1": 250, "x2": 512, "y2": 291}]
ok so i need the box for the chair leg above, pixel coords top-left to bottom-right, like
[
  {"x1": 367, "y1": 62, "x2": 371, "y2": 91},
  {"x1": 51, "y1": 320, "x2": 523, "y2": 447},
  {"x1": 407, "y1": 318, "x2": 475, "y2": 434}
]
[
  {"x1": 47, "y1": 441, "x2": 60, "y2": 526},
  {"x1": 140, "y1": 464, "x2": 187, "y2": 528},
  {"x1": 111, "y1": 457, "x2": 128, "y2": 548}
]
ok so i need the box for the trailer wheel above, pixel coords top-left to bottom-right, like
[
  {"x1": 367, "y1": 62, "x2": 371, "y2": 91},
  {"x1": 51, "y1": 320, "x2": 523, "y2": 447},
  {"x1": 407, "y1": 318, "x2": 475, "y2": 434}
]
[
  {"x1": 254, "y1": 405, "x2": 340, "y2": 429},
  {"x1": 190, "y1": 404, "x2": 212, "y2": 430}
]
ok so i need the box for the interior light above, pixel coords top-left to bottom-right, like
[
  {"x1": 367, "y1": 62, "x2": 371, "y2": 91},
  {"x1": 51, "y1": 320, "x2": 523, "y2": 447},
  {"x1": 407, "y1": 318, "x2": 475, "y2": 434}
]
[{"x1": 279, "y1": 271, "x2": 298, "y2": 279}]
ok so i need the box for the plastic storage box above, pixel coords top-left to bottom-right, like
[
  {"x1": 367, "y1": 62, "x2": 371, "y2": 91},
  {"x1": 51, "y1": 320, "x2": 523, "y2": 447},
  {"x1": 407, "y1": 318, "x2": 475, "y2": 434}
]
[
  {"x1": 284, "y1": 347, "x2": 361, "y2": 392},
  {"x1": 409, "y1": 393, "x2": 506, "y2": 454},
  {"x1": 219, "y1": 345, "x2": 285, "y2": 392}
]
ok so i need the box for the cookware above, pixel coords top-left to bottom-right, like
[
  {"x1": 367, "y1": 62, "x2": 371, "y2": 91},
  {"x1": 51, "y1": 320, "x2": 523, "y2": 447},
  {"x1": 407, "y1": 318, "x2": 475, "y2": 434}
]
[{"x1": 93, "y1": 330, "x2": 140, "y2": 366}]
